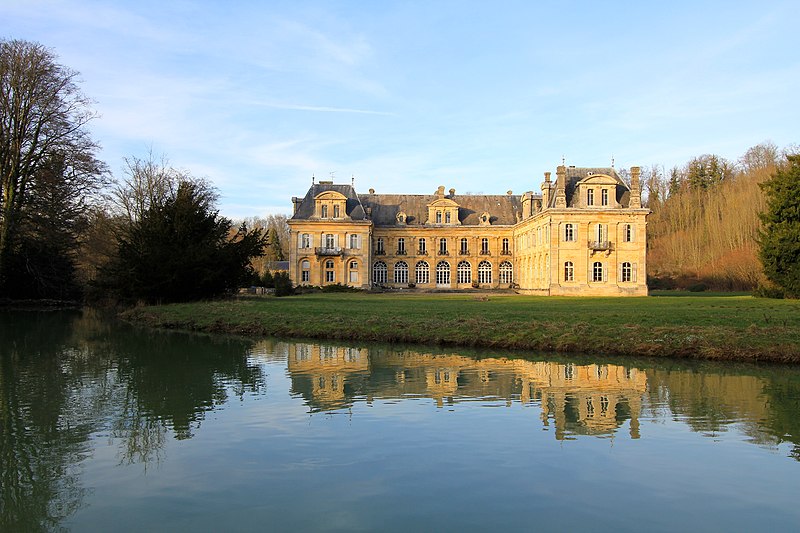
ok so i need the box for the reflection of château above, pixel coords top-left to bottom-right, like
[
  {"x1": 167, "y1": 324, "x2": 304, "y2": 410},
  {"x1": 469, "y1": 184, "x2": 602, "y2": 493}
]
[{"x1": 285, "y1": 343, "x2": 646, "y2": 440}]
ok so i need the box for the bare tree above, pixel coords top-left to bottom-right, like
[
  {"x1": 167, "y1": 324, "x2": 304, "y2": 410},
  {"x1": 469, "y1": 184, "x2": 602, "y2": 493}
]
[{"x1": 0, "y1": 39, "x2": 106, "y2": 295}]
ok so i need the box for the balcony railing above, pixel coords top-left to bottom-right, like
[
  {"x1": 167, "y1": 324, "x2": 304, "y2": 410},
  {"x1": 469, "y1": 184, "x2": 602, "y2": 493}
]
[
  {"x1": 500, "y1": 250, "x2": 512, "y2": 255},
  {"x1": 479, "y1": 250, "x2": 491, "y2": 255},
  {"x1": 459, "y1": 250, "x2": 470, "y2": 255},
  {"x1": 374, "y1": 250, "x2": 386, "y2": 255},
  {"x1": 315, "y1": 247, "x2": 343, "y2": 256},
  {"x1": 396, "y1": 249, "x2": 407, "y2": 255},
  {"x1": 587, "y1": 240, "x2": 614, "y2": 251}
]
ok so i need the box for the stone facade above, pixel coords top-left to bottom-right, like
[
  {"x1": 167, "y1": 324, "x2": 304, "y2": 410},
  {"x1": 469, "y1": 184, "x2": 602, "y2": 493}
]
[{"x1": 287, "y1": 164, "x2": 649, "y2": 296}]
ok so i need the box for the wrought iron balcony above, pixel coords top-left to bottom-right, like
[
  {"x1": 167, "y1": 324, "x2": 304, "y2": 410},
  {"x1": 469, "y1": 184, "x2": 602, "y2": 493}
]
[
  {"x1": 500, "y1": 250, "x2": 512, "y2": 255},
  {"x1": 396, "y1": 249, "x2": 407, "y2": 255},
  {"x1": 587, "y1": 240, "x2": 614, "y2": 251},
  {"x1": 315, "y1": 247, "x2": 343, "y2": 256},
  {"x1": 459, "y1": 250, "x2": 470, "y2": 255},
  {"x1": 374, "y1": 249, "x2": 386, "y2": 255}
]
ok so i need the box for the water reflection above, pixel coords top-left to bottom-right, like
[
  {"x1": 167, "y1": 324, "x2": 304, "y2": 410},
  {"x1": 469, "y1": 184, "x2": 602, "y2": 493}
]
[
  {"x1": 286, "y1": 344, "x2": 647, "y2": 440},
  {"x1": 1, "y1": 312, "x2": 800, "y2": 531}
]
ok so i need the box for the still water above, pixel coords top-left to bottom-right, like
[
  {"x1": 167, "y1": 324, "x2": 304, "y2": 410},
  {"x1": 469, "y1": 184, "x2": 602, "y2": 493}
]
[{"x1": 2, "y1": 310, "x2": 800, "y2": 532}]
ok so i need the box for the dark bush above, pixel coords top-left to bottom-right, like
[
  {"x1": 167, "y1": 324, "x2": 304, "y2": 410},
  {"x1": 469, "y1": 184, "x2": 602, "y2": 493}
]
[{"x1": 273, "y1": 272, "x2": 294, "y2": 296}]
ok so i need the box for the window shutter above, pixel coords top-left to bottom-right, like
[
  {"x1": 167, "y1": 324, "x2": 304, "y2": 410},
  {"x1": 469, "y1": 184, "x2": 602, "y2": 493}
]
[
  {"x1": 334, "y1": 234, "x2": 339, "y2": 248},
  {"x1": 633, "y1": 263, "x2": 638, "y2": 283},
  {"x1": 618, "y1": 263, "x2": 623, "y2": 283},
  {"x1": 603, "y1": 264, "x2": 608, "y2": 282},
  {"x1": 631, "y1": 225, "x2": 636, "y2": 242},
  {"x1": 298, "y1": 233, "x2": 302, "y2": 249}
]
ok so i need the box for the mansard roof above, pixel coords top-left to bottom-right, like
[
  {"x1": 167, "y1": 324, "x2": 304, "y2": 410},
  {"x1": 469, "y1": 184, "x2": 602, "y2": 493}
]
[
  {"x1": 359, "y1": 192, "x2": 522, "y2": 226},
  {"x1": 290, "y1": 182, "x2": 367, "y2": 221},
  {"x1": 560, "y1": 166, "x2": 631, "y2": 208}
]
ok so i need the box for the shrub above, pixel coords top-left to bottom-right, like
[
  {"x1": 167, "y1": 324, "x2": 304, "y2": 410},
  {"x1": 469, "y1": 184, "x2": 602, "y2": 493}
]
[
  {"x1": 273, "y1": 272, "x2": 294, "y2": 296},
  {"x1": 687, "y1": 283, "x2": 708, "y2": 292}
]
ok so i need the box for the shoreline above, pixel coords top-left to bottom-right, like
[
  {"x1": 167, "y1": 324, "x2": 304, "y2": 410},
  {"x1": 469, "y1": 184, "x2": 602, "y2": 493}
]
[{"x1": 120, "y1": 293, "x2": 800, "y2": 365}]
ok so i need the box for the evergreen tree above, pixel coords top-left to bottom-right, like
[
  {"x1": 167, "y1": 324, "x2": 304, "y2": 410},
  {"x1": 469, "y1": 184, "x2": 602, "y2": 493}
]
[
  {"x1": 100, "y1": 180, "x2": 266, "y2": 303},
  {"x1": 758, "y1": 155, "x2": 800, "y2": 297}
]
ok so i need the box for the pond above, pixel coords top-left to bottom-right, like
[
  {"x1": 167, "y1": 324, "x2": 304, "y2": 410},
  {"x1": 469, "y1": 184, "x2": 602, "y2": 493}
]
[{"x1": 2, "y1": 310, "x2": 800, "y2": 532}]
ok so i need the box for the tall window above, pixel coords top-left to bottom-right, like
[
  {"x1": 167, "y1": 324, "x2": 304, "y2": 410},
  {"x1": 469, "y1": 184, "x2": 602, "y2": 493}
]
[
  {"x1": 301, "y1": 233, "x2": 311, "y2": 248},
  {"x1": 394, "y1": 261, "x2": 409, "y2": 284},
  {"x1": 621, "y1": 262, "x2": 633, "y2": 282},
  {"x1": 321, "y1": 205, "x2": 328, "y2": 218},
  {"x1": 301, "y1": 260, "x2": 310, "y2": 282},
  {"x1": 333, "y1": 205, "x2": 340, "y2": 218},
  {"x1": 436, "y1": 211, "x2": 442, "y2": 223},
  {"x1": 564, "y1": 261, "x2": 574, "y2": 282},
  {"x1": 501, "y1": 238, "x2": 510, "y2": 254},
  {"x1": 481, "y1": 238, "x2": 489, "y2": 254},
  {"x1": 445, "y1": 211, "x2": 451, "y2": 223},
  {"x1": 397, "y1": 237, "x2": 406, "y2": 254},
  {"x1": 349, "y1": 234, "x2": 359, "y2": 249},
  {"x1": 601, "y1": 188, "x2": 608, "y2": 206},
  {"x1": 478, "y1": 260, "x2": 492, "y2": 284},
  {"x1": 415, "y1": 261, "x2": 430, "y2": 284},
  {"x1": 499, "y1": 261, "x2": 513, "y2": 284},
  {"x1": 460, "y1": 238, "x2": 468, "y2": 254},
  {"x1": 325, "y1": 233, "x2": 335, "y2": 249},
  {"x1": 439, "y1": 238, "x2": 448, "y2": 254},
  {"x1": 587, "y1": 189, "x2": 594, "y2": 206},
  {"x1": 564, "y1": 223, "x2": 575, "y2": 242},
  {"x1": 595, "y1": 223, "x2": 607, "y2": 243},
  {"x1": 624, "y1": 224, "x2": 634, "y2": 242},
  {"x1": 592, "y1": 261, "x2": 604, "y2": 282},
  {"x1": 325, "y1": 259, "x2": 335, "y2": 282},
  {"x1": 436, "y1": 261, "x2": 450, "y2": 286},
  {"x1": 457, "y1": 261, "x2": 471, "y2": 284},
  {"x1": 418, "y1": 238, "x2": 427, "y2": 254},
  {"x1": 349, "y1": 261, "x2": 359, "y2": 283},
  {"x1": 376, "y1": 237, "x2": 385, "y2": 254},
  {"x1": 373, "y1": 261, "x2": 388, "y2": 283}
]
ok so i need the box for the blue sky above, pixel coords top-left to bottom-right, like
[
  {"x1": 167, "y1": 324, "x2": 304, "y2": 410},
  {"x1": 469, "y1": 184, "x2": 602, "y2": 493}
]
[{"x1": 4, "y1": 0, "x2": 799, "y2": 218}]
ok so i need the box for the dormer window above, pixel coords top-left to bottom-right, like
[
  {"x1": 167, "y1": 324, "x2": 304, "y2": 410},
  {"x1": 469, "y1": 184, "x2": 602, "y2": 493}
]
[
  {"x1": 436, "y1": 211, "x2": 442, "y2": 223},
  {"x1": 333, "y1": 205, "x2": 340, "y2": 218},
  {"x1": 445, "y1": 212, "x2": 451, "y2": 223},
  {"x1": 601, "y1": 189, "x2": 608, "y2": 206},
  {"x1": 321, "y1": 205, "x2": 328, "y2": 218},
  {"x1": 587, "y1": 189, "x2": 594, "y2": 206}
]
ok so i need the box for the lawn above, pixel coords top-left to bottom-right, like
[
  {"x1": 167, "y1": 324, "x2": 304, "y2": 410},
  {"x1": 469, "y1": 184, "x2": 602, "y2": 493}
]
[{"x1": 122, "y1": 292, "x2": 800, "y2": 363}]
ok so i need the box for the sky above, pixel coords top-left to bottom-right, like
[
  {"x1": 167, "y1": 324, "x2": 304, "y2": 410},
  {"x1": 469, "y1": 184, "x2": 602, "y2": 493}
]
[{"x1": 3, "y1": 0, "x2": 799, "y2": 218}]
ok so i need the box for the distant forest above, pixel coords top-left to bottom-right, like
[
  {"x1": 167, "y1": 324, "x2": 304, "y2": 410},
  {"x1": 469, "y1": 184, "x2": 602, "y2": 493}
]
[{"x1": 639, "y1": 141, "x2": 796, "y2": 290}]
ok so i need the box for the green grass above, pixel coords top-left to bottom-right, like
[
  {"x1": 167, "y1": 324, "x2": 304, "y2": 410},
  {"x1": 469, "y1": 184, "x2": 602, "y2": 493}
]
[{"x1": 122, "y1": 292, "x2": 800, "y2": 363}]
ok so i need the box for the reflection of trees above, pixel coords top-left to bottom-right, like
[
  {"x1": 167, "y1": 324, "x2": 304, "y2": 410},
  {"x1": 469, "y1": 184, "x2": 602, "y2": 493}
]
[
  {"x1": 0, "y1": 310, "x2": 267, "y2": 530},
  {"x1": 0, "y1": 311, "x2": 100, "y2": 532}
]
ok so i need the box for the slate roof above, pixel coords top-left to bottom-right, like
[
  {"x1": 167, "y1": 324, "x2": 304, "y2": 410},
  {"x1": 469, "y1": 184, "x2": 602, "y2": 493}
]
[
  {"x1": 358, "y1": 193, "x2": 523, "y2": 226},
  {"x1": 290, "y1": 183, "x2": 367, "y2": 221},
  {"x1": 558, "y1": 167, "x2": 631, "y2": 208}
]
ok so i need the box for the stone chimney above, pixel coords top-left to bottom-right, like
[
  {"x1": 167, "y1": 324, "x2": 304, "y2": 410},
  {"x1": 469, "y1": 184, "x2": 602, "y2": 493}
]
[
  {"x1": 629, "y1": 166, "x2": 642, "y2": 208},
  {"x1": 521, "y1": 191, "x2": 533, "y2": 219},
  {"x1": 555, "y1": 166, "x2": 567, "y2": 208},
  {"x1": 291, "y1": 197, "x2": 301, "y2": 215},
  {"x1": 541, "y1": 171, "x2": 552, "y2": 209}
]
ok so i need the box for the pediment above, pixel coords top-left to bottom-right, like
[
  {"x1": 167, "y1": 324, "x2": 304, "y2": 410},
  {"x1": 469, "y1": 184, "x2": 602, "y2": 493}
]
[
  {"x1": 578, "y1": 174, "x2": 618, "y2": 185},
  {"x1": 315, "y1": 191, "x2": 348, "y2": 201},
  {"x1": 427, "y1": 197, "x2": 460, "y2": 208}
]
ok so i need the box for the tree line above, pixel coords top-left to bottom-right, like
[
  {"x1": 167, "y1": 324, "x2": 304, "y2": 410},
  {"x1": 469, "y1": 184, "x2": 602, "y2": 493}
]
[
  {"x1": 2, "y1": 38, "x2": 798, "y2": 300},
  {"x1": 0, "y1": 39, "x2": 275, "y2": 303},
  {"x1": 638, "y1": 142, "x2": 797, "y2": 294}
]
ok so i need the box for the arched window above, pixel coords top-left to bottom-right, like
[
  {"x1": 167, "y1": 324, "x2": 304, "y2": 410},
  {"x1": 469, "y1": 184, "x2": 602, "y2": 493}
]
[
  {"x1": 624, "y1": 224, "x2": 634, "y2": 242},
  {"x1": 436, "y1": 261, "x2": 450, "y2": 286},
  {"x1": 564, "y1": 261, "x2": 574, "y2": 282},
  {"x1": 460, "y1": 238, "x2": 468, "y2": 254},
  {"x1": 457, "y1": 260, "x2": 471, "y2": 284},
  {"x1": 373, "y1": 261, "x2": 388, "y2": 284},
  {"x1": 592, "y1": 261, "x2": 604, "y2": 282},
  {"x1": 301, "y1": 260, "x2": 310, "y2": 282},
  {"x1": 325, "y1": 259, "x2": 335, "y2": 282},
  {"x1": 499, "y1": 261, "x2": 513, "y2": 284},
  {"x1": 415, "y1": 261, "x2": 430, "y2": 284},
  {"x1": 478, "y1": 260, "x2": 492, "y2": 284},
  {"x1": 349, "y1": 260, "x2": 359, "y2": 283},
  {"x1": 394, "y1": 261, "x2": 409, "y2": 284},
  {"x1": 621, "y1": 262, "x2": 633, "y2": 282}
]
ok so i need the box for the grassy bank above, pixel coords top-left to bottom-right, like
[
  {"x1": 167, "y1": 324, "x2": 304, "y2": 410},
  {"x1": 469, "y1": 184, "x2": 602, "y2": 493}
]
[{"x1": 122, "y1": 292, "x2": 800, "y2": 364}]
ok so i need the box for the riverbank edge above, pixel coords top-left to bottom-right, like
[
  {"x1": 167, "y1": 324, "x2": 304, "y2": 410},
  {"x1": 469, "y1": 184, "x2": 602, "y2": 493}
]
[{"x1": 121, "y1": 302, "x2": 800, "y2": 365}]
